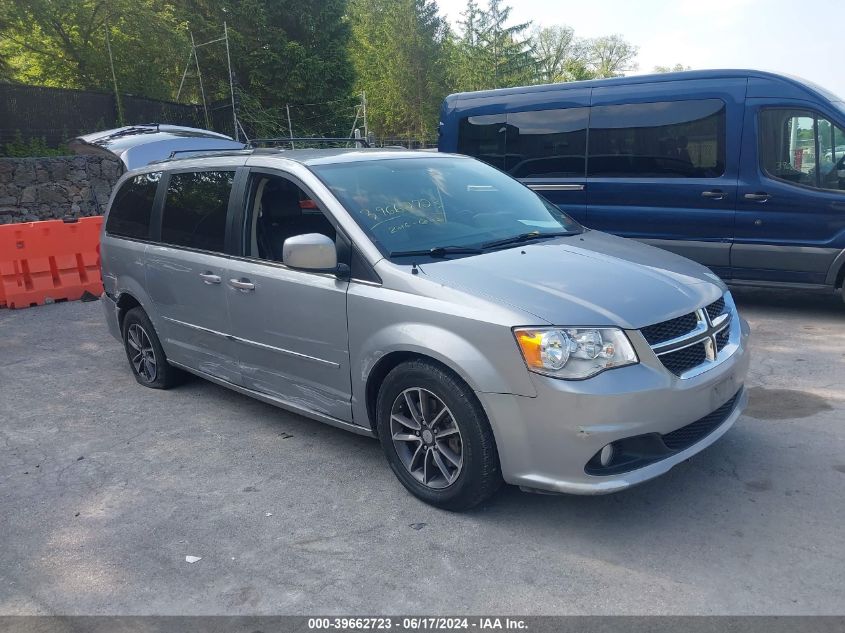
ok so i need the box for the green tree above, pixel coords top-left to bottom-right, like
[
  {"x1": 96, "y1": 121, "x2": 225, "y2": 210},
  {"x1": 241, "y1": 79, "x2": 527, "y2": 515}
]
[
  {"x1": 531, "y1": 25, "x2": 592, "y2": 83},
  {"x1": 585, "y1": 34, "x2": 638, "y2": 78},
  {"x1": 348, "y1": 0, "x2": 449, "y2": 139},
  {"x1": 450, "y1": 0, "x2": 537, "y2": 91},
  {"x1": 172, "y1": 0, "x2": 354, "y2": 136},
  {"x1": 0, "y1": 0, "x2": 188, "y2": 98}
]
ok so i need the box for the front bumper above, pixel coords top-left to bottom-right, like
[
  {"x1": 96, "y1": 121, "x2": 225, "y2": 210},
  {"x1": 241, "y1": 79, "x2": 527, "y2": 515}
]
[{"x1": 477, "y1": 315, "x2": 751, "y2": 495}]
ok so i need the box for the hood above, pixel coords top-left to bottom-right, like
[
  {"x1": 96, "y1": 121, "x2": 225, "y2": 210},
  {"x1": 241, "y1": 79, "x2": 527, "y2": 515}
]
[
  {"x1": 417, "y1": 230, "x2": 726, "y2": 329},
  {"x1": 68, "y1": 124, "x2": 246, "y2": 170}
]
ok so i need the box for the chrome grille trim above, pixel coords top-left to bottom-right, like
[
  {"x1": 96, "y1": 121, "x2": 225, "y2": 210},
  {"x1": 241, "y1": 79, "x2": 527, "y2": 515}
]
[{"x1": 644, "y1": 293, "x2": 739, "y2": 379}]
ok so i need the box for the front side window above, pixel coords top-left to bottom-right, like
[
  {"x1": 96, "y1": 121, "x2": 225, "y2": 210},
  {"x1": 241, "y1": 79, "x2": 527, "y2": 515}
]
[
  {"x1": 312, "y1": 157, "x2": 581, "y2": 257},
  {"x1": 242, "y1": 174, "x2": 336, "y2": 263},
  {"x1": 106, "y1": 172, "x2": 160, "y2": 239},
  {"x1": 506, "y1": 108, "x2": 588, "y2": 178},
  {"x1": 588, "y1": 99, "x2": 726, "y2": 178},
  {"x1": 759, "y1": 109, "x2": 845, "y2": 192},
  {"x1": 160, "y1": 171, "x2": 235, "y2": 252}
]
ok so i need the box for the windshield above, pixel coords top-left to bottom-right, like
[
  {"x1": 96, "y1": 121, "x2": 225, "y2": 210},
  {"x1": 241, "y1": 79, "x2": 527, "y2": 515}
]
[{"x1": 311, "y1": 156, "x2": 581, "y2": 257}]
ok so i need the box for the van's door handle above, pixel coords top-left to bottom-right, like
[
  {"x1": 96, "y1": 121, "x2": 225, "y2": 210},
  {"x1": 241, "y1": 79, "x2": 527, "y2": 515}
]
[
  {"x1": 701, "y1": 190, "x2": 726, "y2": 200},
  {"x1": 229, "y1": 278, "x2": 255, "y2": 291},
  {"x1": 744, "y1": 192, "x2": 770, "y2": 202},
  {"x1": 199, "y1": 272, "x2": 221, "y2": 284}
]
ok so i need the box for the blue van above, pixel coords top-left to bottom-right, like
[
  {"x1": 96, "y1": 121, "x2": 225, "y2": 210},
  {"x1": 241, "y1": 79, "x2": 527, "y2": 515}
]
[{"x1": 439, "y1": 69, "x2": 845, "y2": 298}]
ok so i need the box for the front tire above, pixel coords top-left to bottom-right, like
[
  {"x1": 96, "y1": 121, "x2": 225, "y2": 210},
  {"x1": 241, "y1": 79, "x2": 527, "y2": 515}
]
[
  {"x1": 376, "y1": 359, "x2": 502, "y2": 510},
  {"x1": 121, "y1": 307, "x2": 184, "y2": 389}
]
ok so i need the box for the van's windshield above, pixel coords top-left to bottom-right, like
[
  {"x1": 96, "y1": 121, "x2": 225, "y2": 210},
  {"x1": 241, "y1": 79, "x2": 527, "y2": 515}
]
[{"x1": 312, "y1": 156, "x2": 582, "y2": 258}]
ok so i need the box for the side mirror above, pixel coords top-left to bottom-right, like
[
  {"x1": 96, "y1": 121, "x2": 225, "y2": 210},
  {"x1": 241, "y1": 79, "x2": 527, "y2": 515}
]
[{"x1": 282, "y1": 233, "x2": 340, "y2": 273}]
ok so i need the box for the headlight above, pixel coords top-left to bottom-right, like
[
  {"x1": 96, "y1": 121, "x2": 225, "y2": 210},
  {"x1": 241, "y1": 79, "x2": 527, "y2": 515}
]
[{"x1": 513, "y1": 327, "x2": 638, "y2": 379}]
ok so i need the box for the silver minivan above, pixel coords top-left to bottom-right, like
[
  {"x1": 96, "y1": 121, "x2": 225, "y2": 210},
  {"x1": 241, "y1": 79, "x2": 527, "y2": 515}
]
[{"x1": 100, "y1": 148, "x2": 750, "y2": 510}]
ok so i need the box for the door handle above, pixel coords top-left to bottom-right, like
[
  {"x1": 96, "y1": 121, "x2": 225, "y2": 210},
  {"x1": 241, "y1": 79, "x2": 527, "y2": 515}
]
[
  {"x1": 229, "y1": 278, "x2": 255, "y2": 291},
  {"x1": 701, "y1": 190, "x2": 726, "y2": 200},
  {"x1": 199, "y1": 272, "x2": 221, "y2": 284},
  {"x1": 744, "y1": 192, "x2": 770, "y2": 202}
]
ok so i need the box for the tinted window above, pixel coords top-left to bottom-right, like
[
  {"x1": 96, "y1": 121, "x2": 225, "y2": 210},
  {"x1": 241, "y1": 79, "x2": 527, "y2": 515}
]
[
  {"x1": 106, "y1": 172, "x2": 160, "y2": 239},
  {"x1": 312, "y1": 157, "x2": 581, "y2": 257},
  {"x1": 759, "y1": 108, "x2": 845, "y2": 192},
  {"x1": 161, "y1": 171, "x2": 234, "y2": 252},
  {"x1": 588, "y1": 99, "x2": 726, "y2": 178},
  {"x1": 505, "y1": 108, "x2": 588, "y2": 178},
  {"x1": 457, "y1": 115, "x2": 506, "y2": 170}
]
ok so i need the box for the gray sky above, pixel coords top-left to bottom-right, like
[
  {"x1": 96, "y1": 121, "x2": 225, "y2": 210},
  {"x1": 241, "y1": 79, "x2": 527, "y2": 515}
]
[{"x1": 438, "y1": 0, "x2": 844, "y2": 100}]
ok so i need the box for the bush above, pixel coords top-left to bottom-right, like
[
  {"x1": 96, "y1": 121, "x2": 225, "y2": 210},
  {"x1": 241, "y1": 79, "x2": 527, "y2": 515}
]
[{"x1": 2, "y1": 132, "x2": 69, "y2": 157}]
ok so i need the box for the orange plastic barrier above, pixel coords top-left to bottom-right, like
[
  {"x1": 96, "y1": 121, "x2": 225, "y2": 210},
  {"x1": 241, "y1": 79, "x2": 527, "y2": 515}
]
[{"x1": 0, "y1": 216, "x2": 103, "y2": 309}]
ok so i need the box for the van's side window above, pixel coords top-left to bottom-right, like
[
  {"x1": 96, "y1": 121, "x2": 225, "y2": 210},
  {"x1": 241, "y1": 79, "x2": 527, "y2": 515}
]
[
  {"x1": 105, "y1": 172, "x2": 160, "y2": 239},
  {"x1": 759, "y1": 109, "x2": 845, "y2": 192},
  {"x1": 458, "y1": 115, "x2": 506, "y2": 170},
  {"x1": 588, "y1": 99, "x2": 726, "y2": 178},
  {"x1": 161, "y1": 171, "x2": 234, "y2": 252},
  {"x1": 506, "y1": 108, "x2": 588, "y2": 178},
  {"x1": 243, "y1": 174, "x2": 336, "y2": 264}
]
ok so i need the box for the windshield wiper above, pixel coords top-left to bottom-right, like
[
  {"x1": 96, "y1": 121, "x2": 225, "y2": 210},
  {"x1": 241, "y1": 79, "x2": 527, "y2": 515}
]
[
  {"x1": 390, "y1": 245, "x2": 484, "y2": 259},
  {"x1": 481, "y1": 230, "x2": 575, "y2": 250}
]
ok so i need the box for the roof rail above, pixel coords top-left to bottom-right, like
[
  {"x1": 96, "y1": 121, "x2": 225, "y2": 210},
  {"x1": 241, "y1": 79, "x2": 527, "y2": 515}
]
[
  {"x1": 147, "y1": 147, "x2": 251, "y2": 164},
  {"x1": 249, "y1": 137, "x2": 370, "y2": 149}
]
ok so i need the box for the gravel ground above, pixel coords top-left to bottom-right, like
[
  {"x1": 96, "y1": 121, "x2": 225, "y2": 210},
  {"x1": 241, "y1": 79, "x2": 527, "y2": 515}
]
[{"x1": 0, "y1": 288, "x2": 843, "y2": 615}]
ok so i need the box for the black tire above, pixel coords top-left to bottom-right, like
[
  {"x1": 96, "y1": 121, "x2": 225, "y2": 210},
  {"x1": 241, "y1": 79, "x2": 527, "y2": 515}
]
[
  {"x1": 376, "y1": 359, "x2": 503, "y2": 511},
  {"x1": 121, "y1": 307, "x2": 184, "y2": 389}
]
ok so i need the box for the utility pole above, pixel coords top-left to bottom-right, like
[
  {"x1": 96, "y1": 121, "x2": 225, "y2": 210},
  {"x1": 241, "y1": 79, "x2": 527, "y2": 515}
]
[{"x1": 224, "y1": 22, "x2": 238, "y2": 142}]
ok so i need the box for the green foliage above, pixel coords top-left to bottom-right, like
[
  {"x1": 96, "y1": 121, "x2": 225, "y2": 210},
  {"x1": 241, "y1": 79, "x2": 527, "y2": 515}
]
[
  {"x1": 3, "y1": 132, "x2": 69, "y2": 157},
  {"x1": 450, "y1": 0, "x2": 537, "y2": 92},
  {"x1": 348, "y1": 0, "x2": 450, "y2": 139},
  {"x1": 0, "y1": 0, "x2": 189, "y2": 99},
  {"x1": 171, "y1": 0, "x2": 354, "y2": 136}
]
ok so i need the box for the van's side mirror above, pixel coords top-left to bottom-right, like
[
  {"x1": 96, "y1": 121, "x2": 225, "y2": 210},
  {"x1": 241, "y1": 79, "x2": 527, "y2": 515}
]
[{"x1": 282, "y1": 233, "x2": 341, "y2": 274}]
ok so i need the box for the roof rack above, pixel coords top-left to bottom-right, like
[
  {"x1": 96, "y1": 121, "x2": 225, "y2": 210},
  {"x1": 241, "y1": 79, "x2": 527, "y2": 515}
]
[{"x1": 249, "y1": 137, "x2": 370, "y2": 149}]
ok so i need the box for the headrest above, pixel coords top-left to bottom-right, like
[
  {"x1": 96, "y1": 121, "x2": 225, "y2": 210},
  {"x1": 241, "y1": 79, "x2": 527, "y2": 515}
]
[{"x1": 261, "y1": 182, "x2": 301, "y2": 222}]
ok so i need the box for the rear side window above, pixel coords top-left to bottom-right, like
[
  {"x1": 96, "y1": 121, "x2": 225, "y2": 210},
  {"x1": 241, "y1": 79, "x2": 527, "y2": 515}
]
[
  {"x1": 106, "y1": 172, "x2": 160, "y2": 239},
  {"x1": 506, "y1": 108, "x2": 588, "y2": 178},
  {"x1": 588, "y1": 99, "x2": 726, "y2": 178},
  {"x1": 161, "y1": 171, "x2": 235, "y2": 252}
]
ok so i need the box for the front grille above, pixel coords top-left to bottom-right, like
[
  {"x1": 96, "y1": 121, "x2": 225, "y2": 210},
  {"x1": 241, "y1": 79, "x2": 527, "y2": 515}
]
[
  {"x1": 659, "y1": 341, "x2": 707, "y2": 376},
  {"x1": 661, "y1": 391, "x2": 740, "y2": 451},
  {"x1": 640, "y1": 312, "x2": 698, "y2": 345},
  {"x1": 715, "y1": 324, "x2": 731, "y2": 351},
  {"x1": 705, "y1": 297, "x2": 726, "y2": 321}
]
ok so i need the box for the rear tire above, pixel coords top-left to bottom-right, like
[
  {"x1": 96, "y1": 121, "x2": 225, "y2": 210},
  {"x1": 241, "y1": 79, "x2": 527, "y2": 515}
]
[
  {"x1": 376, "y1": 359, "x2": 502, "y2": 511},
  {"x1": 121, "y1": 307, "x2": 184, "y2": 389}
]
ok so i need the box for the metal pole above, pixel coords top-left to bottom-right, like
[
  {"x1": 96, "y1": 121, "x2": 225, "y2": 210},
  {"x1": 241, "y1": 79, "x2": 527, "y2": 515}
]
[
  {"x1": 191, "y1": 31, "x2": 211, "y2": 129},
  {"x1": 362, "y1": 91, "x2": 368, "y2": 139},
  {"x1": 104, "y1": 16, "x2": 124, "y2": 125},
  {"x1": 176, "y1": 48, "x2": 192, "y2": 102},
  {"x1": 286, "y1": 104, "x2": 294, "y2": 149},
  {"x1": 224, "y1": 22, "x2": 238, "y2": 141}
]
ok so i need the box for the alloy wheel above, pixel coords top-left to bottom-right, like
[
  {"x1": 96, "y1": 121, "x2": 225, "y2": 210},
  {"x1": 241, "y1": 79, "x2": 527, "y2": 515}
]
[
  {"x1": 390, "y1": 387, "x2": 463, "y2": 489},
  {"x1": 127, "y1": 323, "x2": 157, "y2": 383}
]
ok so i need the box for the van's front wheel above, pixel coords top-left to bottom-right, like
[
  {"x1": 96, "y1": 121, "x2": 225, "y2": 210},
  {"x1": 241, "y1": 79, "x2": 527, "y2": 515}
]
[{"x1": 375, "y1": 359, "x2": 502, "y2": 510}]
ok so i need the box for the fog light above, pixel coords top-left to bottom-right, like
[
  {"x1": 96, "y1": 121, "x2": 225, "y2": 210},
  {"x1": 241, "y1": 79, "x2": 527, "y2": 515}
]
[{"x1": 599, "y1": 443, "x2": 615, "y2": 467}]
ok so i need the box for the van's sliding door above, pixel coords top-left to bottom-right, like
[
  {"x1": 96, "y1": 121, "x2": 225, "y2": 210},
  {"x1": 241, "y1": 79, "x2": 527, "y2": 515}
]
[{"x1": 585, "y1": 79, "x2": 745, "y2": 279}]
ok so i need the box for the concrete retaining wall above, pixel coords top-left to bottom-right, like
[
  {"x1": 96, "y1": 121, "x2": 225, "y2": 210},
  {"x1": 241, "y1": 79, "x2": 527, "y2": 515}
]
[{"x1": 0, "y1": 156, "x2": 122, "y2": 224}]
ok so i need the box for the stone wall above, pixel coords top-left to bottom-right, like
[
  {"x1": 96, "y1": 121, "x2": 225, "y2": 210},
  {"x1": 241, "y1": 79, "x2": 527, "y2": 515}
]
[{"x1": 0, "y1": 156, "x2": 123, "y2": 224}]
